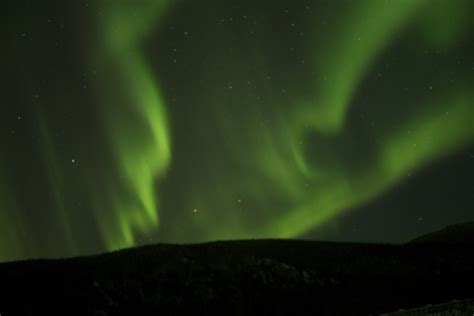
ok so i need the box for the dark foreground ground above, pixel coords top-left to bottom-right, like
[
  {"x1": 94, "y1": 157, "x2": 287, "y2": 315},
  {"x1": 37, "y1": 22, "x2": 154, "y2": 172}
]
[{"x1": 1, "y1": 224, "x2": 474, "y2": 315}]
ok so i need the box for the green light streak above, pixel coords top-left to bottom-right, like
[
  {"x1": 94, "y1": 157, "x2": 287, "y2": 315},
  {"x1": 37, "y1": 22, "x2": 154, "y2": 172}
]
[
  {"x1": 263, "y1": 0, "x2": 474, "y2": 238},
  {"x1": 1, "y1": 0, "x2": 472, "y2": 261},
  {"x1": 0, "y1": 162, "x2": 30, "y2": 261},
  {"x1": 96, "y1": 1, "x2": 172, "y2": 250},
  {"x1": 176, "y1": 0, "x2": 473, "y2": 241},
  {"x1": 35, "y1": 110, "x2": 76, "y2": 253},
  {"x1": 298, "y1": 0, "x2": 427, "y2": 133},
  {"x1": 269, "y1": 90, "x2": 474, "y2": 238}
]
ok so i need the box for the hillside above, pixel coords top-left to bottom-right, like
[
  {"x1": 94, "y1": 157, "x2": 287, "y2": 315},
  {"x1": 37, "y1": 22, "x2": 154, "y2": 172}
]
[
  {"x1": 410, "y1": 221, "x2": 474, "y2": 244},
  {"x1": 0, "y1": 231, "x2": 474, "y2": 315}
]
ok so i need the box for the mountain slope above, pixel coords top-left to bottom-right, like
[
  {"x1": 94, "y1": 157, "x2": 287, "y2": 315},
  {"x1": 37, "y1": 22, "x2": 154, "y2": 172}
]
[
  {"x1": 0, "y1": 234, "x2": 473, "y2": 315},
  {"x1": 410, "y1": 221, "x2": 474, "y2": 244}
]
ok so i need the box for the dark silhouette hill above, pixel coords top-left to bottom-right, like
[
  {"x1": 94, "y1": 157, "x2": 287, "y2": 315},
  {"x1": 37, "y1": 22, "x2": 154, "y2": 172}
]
[
  {"x1": 410, "y1": 221, "x2": 474, "y2": 244},
  {"x1": 1, "y1": 225, "x2": 474, "y2": 315}
]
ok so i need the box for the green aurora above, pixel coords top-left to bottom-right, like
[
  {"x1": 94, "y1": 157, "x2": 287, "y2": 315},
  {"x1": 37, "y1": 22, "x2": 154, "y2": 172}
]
[{"x1": 1, "y1": 0, "x2": 473, "y2": 261}]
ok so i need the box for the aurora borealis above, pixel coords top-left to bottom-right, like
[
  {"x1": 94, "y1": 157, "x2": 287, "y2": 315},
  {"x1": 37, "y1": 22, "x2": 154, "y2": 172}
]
[{"x1": 1, "y1": 0, "x2": 473, "y2": 261}]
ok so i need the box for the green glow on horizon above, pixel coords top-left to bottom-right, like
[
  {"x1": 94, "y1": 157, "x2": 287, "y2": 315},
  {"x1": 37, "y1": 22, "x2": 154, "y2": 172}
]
[{"x1": 0, "y1": 166, "x2": 19, "y2": 261}]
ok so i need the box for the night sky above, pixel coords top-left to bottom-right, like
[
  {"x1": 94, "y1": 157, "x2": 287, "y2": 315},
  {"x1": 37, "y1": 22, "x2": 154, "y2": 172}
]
[{"x1": 1, "y1": 0, "x2": 473, "y2": 261}]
